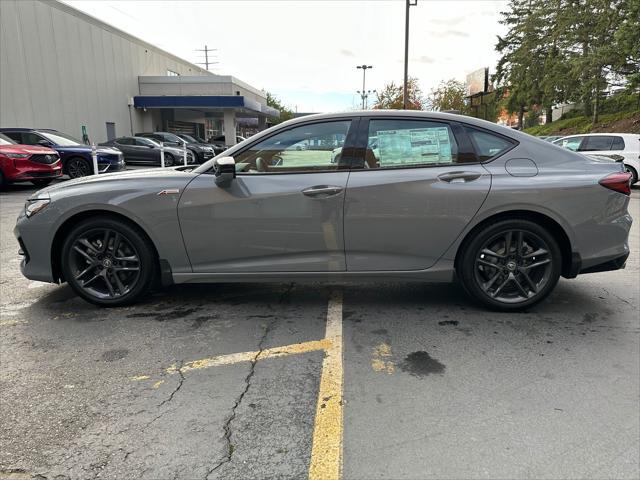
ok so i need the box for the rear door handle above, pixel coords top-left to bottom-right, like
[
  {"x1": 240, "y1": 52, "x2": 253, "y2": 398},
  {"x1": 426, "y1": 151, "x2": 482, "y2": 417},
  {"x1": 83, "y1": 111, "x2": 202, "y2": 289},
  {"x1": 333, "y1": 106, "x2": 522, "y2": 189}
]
[
  {"x1": 437, "y1": 171, "x2": 482, "y2": 183},
  {"x1": 302, "y1": 185, "x2": 344, "y2": 197}
]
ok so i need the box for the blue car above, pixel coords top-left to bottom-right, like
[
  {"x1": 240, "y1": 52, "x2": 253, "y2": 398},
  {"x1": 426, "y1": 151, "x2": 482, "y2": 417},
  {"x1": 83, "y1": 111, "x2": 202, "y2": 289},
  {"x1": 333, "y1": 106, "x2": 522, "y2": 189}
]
[{"x1": 0, "y1": 128, "x2": 125, "y2": 178}]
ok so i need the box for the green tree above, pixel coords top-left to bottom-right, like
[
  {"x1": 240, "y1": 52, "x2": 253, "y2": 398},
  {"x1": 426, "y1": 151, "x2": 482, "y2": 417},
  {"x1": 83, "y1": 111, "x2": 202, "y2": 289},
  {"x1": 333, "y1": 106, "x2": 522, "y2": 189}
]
[
  {"x1": 428, "y1": 79, "x2": 467, "y2": 112},
  {"x1": 265, "y1": 92, "x2": 294, "y2": 125},
  {"x1": 372, "y1": 77, "x2": 425, "y2": 110}
]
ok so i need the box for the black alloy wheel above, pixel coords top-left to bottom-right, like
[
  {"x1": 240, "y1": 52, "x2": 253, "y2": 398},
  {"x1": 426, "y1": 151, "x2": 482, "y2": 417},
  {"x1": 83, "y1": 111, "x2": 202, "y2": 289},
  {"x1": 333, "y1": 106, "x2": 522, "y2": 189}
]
[
  {"x1": 164, "y1": 153, "x2": 175, "y2": 167},
  {"x1": 459, "y1": 219, "x2": 561, "y2": 310},
  {"x1": 61, "y1": 218, "x2": 156, "y2": 306},
  {"x1": 67, "y1": 157, "x2": 92, "y2": 178}
]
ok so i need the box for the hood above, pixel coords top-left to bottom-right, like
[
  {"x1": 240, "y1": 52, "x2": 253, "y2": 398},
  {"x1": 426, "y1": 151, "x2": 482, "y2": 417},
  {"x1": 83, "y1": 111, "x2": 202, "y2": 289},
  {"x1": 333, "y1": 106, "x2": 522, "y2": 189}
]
[
  {"x1": 0, "y1": 144, "x2": 57, "y2": 155},
  {"x1": 35, "y1": 166, "x2": 197, "y2": 197}
]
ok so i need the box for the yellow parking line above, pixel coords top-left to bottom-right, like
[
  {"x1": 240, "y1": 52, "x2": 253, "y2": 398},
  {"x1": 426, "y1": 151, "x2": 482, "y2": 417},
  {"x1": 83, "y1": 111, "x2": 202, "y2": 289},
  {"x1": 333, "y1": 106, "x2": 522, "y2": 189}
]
[
  {"x1": 164, "y1": 338, "x2": 331, "y2": 375},
  {"x1": 371, "y1": 342, "x2": 395, "y2": 374},
  {"x1": 309, "y1": 290, "x2": 344, "y2": 480}
]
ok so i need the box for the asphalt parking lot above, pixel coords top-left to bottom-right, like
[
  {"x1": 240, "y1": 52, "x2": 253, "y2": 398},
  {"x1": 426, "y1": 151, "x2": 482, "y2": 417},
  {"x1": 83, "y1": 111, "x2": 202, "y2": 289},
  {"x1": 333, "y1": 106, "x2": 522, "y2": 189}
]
[{"x1": 1, "y1": 182, "x2": 639, "y2": 480}]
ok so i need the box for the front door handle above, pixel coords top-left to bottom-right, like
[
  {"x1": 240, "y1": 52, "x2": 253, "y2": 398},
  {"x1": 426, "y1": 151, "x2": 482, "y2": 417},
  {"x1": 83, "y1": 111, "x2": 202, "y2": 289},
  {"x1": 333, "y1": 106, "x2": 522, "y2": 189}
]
[
  {"x1": 302, "y1": 185, "x2": 343, "y2": 198},
  {"x1": 437, "y1": 171, "x2": 482, "y2": 183}
]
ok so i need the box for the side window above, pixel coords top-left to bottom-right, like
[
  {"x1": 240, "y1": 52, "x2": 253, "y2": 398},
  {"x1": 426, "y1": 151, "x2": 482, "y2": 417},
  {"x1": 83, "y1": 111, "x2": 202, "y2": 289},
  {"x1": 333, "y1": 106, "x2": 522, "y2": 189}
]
[
  {"x1": 464, "y1": 126, "x2": 516, "y2": 161},
  {"x1": 580, "y1": 136, "x2": 613, "y2": 151},
  {"x1": 22, "y1": 132, "x2": 46, "y2": 145},
  {"x1": 135, "y1": 138, "x2": 153, "y2": 146},
  {"x1": 234, "y1": 120, "x2": 351, "y2": 174},
  {"x1": 116, "y1": 137, "x2": 133, "y2": 145},
  {"x1": 3, "y1": 132, "x2": 23, "y2": 143},
  {"x1": 611, "y1": 136, "x2": 625, "y2": 150},
  {"x1": 559, "y1": 137, "x2": 582, "y2": 151},
  {"x1": 363, "y1": 119, "x2": 460, "y2": 169}
]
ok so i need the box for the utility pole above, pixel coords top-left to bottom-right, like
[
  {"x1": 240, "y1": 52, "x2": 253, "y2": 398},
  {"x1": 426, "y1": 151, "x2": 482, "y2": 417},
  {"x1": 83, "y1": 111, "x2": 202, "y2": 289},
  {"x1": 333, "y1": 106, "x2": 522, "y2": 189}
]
[
  {"x1": 403, "y1": 0, "x2": 418, "y2": 109},
  {"x1": 357, "y1": 65, "x2": 373, "y2": 109},
  {"x1": 195, "y1": 45, "x2": 219, "y2": 71}
]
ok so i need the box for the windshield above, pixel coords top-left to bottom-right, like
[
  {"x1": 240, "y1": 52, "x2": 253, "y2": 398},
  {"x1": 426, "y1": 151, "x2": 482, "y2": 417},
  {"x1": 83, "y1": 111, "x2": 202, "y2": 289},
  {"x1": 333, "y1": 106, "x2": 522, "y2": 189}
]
[
  {"x1": 0, "y1": 133, "x2": 16, "y2": 145},
  {"x1": 40, "y1": 130, "x2": 83, "y2": 146},
  {"x1": 179, "y1": 134, "x2": 197, "y2": 143}
]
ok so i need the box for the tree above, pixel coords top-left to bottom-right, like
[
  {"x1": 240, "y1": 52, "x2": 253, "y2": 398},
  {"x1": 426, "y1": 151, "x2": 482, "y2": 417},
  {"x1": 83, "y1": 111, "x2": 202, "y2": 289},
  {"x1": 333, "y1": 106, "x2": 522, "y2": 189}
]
[
  {"x1": 265, "y1": 92, "x2": 294, "y2": 125},
  {"x1": 372, "y1": 77, "x2": 425, "y2": 110},
  {"x1": 428, "y1": 79, "x2": 467, "y2": 112}
]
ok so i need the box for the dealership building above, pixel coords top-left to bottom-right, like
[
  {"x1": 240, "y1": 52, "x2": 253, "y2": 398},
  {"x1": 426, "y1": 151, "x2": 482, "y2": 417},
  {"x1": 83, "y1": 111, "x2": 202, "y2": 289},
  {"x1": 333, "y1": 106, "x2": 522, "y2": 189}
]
[{"x1": 0, "y1": 0, "x2": 278, "y2": 146}]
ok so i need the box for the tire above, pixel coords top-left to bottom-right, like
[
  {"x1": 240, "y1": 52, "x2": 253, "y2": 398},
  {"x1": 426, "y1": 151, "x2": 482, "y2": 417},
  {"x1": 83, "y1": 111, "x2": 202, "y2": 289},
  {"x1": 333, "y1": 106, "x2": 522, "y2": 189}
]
[
  {"x1": 0, "y1": 170, "x2": 6, "y2": 189},
  {"x1": 61, "y1": 217, "x2": 157, "y2": 307},
  {"x1": 625, "y1": 164, "x2": 638, "y2": 185},
  {"x1": 163, "y1": 153, "x2": 175, "y2": 167},
  {"x1": 458, "y1": 219, "x2": 562, "y2": 311},
  {"x1": 67, "y1": 157, "x2": 92, "y2": 178},
  {"x1": 31, "y1": 179, "x2": 53, "y2": 188}
]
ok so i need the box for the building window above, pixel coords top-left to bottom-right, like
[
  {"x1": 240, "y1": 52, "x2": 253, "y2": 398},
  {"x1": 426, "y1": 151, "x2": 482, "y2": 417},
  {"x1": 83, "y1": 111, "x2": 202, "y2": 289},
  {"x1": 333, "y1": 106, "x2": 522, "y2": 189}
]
[{"x1": 167, "y1": 69, "x2": 179, "y2": 77}]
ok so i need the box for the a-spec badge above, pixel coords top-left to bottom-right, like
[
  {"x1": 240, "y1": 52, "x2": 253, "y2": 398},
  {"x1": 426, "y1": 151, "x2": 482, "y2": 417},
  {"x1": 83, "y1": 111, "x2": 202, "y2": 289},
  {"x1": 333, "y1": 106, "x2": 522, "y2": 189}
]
[{"x1": 157, "y1": 189, "x2": 180, "y2": 196}]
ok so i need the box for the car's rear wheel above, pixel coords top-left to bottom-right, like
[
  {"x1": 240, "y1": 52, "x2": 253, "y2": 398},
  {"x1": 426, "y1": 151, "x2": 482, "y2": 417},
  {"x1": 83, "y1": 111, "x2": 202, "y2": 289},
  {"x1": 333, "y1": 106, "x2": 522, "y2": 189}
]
[
  {"x1": 67, "y1": 157, "x2": 92, "y2": 178},
  {"x1": 31, "y1": 179, "x2": 53, "y2": 188},
  {"x1": 61, "y1": 217, "x2": 156, "y2": 306},
  {"x1": 458, "y1": 219, "x2": 561, "y2": 311},
  {"x1": 625, "y1": 164, "x2": 638, "y2": 185},
  {"x1": 0, "y1": 171, "x2": 6, "y2": 189}
]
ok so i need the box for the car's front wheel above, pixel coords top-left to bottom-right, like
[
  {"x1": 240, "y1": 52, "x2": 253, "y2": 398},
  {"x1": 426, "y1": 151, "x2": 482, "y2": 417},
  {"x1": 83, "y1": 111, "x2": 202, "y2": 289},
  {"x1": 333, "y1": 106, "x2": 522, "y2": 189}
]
[
  {"x1": 67, "y1": 157, "x2": 92, "y2": 178},
  {"x1": 61, "y1": 217, "x2": 156, "y2": 306},
  {"x1": 458, "y1": 219, "x2": 561, "y2": 311},
  {"x1": 163, "y1": 153, "x2": 175, "y2": 167}
]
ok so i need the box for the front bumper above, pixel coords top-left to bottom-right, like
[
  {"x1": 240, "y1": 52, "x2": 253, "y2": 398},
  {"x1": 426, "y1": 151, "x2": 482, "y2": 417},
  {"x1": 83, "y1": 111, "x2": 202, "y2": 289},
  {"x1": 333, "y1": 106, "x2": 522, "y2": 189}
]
[{"x1": 14, "y1": 216, "x2": 55, "y2": 283}]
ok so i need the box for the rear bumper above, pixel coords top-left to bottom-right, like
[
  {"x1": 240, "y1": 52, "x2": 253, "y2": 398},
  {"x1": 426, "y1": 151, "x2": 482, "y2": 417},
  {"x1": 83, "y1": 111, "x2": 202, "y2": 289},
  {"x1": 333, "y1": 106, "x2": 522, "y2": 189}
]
[{"x1": 580, "y1": 252, "x2": 629, "y2": 274}]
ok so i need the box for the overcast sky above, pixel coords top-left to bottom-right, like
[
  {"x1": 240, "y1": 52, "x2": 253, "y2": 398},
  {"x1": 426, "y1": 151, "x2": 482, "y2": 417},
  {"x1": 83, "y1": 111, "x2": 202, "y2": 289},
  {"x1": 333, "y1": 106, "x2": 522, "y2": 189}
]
[{"x1": 65, "y1": 0, "x2": 509, "y2": 112}]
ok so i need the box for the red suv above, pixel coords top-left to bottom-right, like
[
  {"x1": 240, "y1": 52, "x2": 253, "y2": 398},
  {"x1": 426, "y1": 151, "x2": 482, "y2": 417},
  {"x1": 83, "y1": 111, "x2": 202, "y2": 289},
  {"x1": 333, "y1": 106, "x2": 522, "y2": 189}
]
[{"x1": 0, "y1": 133, "x2": 62, "y2": 188}]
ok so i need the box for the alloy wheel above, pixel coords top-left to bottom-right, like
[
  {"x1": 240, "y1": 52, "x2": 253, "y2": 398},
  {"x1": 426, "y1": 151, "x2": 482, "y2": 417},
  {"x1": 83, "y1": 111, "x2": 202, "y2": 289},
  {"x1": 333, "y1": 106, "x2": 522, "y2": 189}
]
[
  {"x1": 69, "y1": 228, "x2": 141, "y2": 299},
  {"x1": 474, "y1": 229, "x2": 553, "y2": 304},
  {"x1": 68, "y1": 158, "x2": 91, "y2": 178}
]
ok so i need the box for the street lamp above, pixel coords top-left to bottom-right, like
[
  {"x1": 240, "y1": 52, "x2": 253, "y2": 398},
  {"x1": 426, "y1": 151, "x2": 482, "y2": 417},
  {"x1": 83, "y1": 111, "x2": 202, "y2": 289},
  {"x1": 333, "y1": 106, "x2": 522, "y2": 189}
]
[
  {"x1": 356, "y1": 64, "x2": 373, "y2": 109},
  {"x1": 403, "y1": 0, "x2": 418, "y2": 109},
  {"x1": 357, "y1": 89, "x2": 377, "y2": 109}
]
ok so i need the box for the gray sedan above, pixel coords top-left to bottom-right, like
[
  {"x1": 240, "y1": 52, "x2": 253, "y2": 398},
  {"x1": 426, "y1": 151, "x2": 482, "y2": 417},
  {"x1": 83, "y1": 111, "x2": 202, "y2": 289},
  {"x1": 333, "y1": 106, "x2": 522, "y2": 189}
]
[
  {"x1": 14, "y1": 111, "x2": 633, "y2": 310},
  {"x1": 99, "y1": 136, "x2": 194, "y2": 167}
]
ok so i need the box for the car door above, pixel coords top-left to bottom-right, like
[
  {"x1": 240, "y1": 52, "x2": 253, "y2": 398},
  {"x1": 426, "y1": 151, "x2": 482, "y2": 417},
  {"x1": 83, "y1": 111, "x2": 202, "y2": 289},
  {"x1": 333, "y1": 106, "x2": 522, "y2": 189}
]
[
  {"x1": 178, "y1": 118, "x2": 357, "y2": 273},
  {"x1": 113, "y1": 137, "x2": 138, "y2": 162},
  {"x1": 343, "y1": 117, "x2": 506, "y2": 271},
  {"x1": 132, "y1": 137, "x2": 158, "y2": 163}
]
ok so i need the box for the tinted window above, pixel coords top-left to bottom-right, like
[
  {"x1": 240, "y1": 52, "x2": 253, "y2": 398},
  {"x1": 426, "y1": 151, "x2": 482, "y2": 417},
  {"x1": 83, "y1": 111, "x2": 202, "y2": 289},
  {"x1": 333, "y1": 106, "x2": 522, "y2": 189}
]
[
  {"x1": 135, "y1": 137, "x2": 158, "y2": 147},
  {"x1": 464, "y1": 126, "x2": 515, "y2": 161},
  {"x1": 116, "y1": 137, "x2": 134, "y2": 145},
  {"x1": 234, "y1": 120, "x2": 351, "y2": 174},
  {"x1": 3, "y1": 132, "x2": 23, "y2": 143},
  {"x1": 364, "y1": 119, "x2": 460, "y2": 168},
  {"x1": 580, "y1": 136, "x2": 614, "y2": 151},
  {"x1": 611, "y1": 136, "x2": 625, "y2": 150},
  {"x1": 22, "y1": 132, "x2": 47, "y2": 145}
]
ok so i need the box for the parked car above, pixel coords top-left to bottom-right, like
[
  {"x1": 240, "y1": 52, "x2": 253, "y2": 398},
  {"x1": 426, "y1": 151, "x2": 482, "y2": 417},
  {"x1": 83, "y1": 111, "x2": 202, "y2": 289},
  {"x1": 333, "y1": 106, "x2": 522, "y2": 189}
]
[
  {"x1": 176, "y1": 133, "x2": 225, "y2": 157},
  {"x1": 14, "y1": 112, "x2": 632, "y2": 310},
  {"x1": 0, "y1": 128, "x2": 125, "y2": 178},
  {"x1": 553, "y1": 133, "x2": 639, "y2": 184},
  {"x1": 0, "y1": 133, "x2": 62, "y2": 188},
  {"x1": 538, "y1": 135, "x2": 562, "y2": 143},
  {"x1": 99, "y1": 136, "x2": 193, "y2": 166},
  {"x1": 135, "y1": 132, "x2": 212, "y2": 164}
]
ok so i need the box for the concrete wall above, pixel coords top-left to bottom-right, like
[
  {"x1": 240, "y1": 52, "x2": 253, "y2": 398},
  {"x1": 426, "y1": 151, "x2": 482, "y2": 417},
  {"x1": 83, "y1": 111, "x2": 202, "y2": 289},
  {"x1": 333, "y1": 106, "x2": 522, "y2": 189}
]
[{"x1": 0, "y1": 0, "x2": 211, "y2": 143}]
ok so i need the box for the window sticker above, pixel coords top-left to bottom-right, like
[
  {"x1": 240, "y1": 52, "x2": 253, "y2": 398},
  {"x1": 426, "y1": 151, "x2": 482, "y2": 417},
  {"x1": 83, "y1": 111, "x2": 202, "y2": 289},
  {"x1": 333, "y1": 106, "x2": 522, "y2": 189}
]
[{"x1": 376, "y1": 127, "x2": 452, "y2": 165}]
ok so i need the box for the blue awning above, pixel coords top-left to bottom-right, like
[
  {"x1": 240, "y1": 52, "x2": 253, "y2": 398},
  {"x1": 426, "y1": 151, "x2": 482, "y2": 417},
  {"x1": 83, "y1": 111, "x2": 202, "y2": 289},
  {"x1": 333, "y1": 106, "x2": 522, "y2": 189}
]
[{"x1": 133, "y1": 95, "x2": 279, "y2": 118}]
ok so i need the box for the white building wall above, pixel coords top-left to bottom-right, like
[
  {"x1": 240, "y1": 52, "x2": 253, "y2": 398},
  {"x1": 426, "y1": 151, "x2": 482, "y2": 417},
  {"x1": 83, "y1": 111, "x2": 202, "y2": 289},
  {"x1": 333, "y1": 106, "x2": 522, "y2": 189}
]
[{"x1": 0, "y1": 0, "x2": 211, "y2": 143}]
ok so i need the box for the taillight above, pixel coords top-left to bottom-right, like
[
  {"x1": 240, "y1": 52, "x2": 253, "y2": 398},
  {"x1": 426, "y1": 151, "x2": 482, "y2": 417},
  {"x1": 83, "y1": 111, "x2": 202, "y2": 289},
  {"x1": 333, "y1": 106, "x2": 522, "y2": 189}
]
[{"x1": 599, "y1": 172, "x2": 632, "y2": 195}]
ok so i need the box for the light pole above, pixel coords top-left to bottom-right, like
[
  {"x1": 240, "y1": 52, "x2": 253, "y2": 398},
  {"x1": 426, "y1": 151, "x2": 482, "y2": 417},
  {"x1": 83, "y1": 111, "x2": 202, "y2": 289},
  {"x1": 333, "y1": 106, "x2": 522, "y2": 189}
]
[
  {"x1": 357, "y1": 89, "x2": 377, "y2": 109},
  {"x1": 357, "y1": 65, "x2": 373, "y2": 109},
  {"x1": 403, "y1": 0, "x2": 418, "y2": 109}
]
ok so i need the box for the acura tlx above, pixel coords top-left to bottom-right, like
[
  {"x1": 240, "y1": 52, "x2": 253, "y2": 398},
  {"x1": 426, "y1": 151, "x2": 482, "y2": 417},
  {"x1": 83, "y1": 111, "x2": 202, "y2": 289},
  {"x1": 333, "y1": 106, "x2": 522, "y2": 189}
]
[{"x1": 14, "y1": 111, "x2": 633, "y2": 310}]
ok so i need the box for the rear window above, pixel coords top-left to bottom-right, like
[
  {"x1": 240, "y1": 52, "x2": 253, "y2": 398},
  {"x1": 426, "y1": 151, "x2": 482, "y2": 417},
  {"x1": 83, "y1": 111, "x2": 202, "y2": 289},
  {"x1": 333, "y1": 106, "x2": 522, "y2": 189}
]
[{"x1": 464, "y1": 126, "x2": 516, "y2": 161}]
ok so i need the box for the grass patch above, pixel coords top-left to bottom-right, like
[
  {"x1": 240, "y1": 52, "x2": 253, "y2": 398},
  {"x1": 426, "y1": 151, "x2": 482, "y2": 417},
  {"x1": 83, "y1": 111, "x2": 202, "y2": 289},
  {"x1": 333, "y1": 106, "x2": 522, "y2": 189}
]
[{"x1": 525, "y1": 110, "x2": 640, "y2": 136}]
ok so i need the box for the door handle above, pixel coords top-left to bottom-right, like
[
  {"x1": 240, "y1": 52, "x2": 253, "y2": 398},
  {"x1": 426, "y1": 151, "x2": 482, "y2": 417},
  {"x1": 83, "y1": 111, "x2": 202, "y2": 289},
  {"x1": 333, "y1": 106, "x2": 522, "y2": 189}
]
[
  {"x1": 437, "y1": 171, "x2": 482, "y2": 183},
  {"x1": 302, "y1": 185, "x2": 343, "y2": 197}
]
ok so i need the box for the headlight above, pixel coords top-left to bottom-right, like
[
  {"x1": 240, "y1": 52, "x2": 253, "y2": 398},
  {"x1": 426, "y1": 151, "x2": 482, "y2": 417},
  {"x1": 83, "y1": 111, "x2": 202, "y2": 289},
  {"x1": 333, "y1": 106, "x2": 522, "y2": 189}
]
[
  {"x1": 6, "y1": 153, "x2": 30, "y2": 159},
  {"x1": 25, "y1": 195, "x2": 50, "y2": 218}
]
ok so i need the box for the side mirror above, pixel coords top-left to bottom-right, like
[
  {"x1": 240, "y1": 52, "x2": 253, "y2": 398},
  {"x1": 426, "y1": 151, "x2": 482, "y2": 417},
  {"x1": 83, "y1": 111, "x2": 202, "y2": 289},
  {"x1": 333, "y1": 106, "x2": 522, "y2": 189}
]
[
  {"x1": 37, "y1": 139, "x2": 52, "y2": 147},
  {"x1": 214, "y1": 156, "x2": 236, "y2": 187}
]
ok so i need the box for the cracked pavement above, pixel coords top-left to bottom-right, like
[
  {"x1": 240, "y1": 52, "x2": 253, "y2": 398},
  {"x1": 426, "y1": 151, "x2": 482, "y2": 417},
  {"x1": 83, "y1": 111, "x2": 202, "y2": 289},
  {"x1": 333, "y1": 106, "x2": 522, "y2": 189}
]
[{"x1": 1, "y1": 183, "x2": 639, "y2": 479}]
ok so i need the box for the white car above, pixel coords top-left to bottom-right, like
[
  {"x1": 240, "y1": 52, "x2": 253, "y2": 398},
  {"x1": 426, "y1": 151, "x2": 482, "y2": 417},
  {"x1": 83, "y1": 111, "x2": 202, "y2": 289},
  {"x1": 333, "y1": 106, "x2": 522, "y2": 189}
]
[{"x1": 553, "y1": 133, "x2": 640, "y2": 184}]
